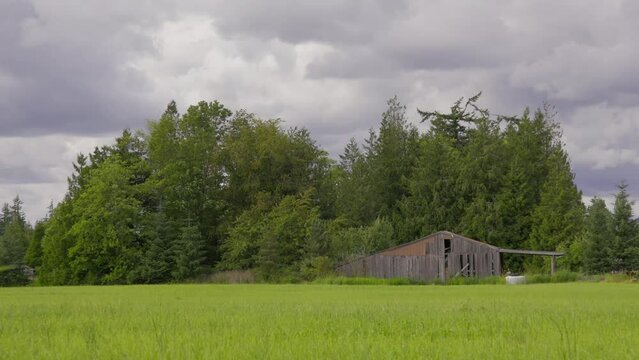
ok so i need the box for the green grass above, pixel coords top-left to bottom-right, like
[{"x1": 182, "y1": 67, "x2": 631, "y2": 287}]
[{"x1": 1, "y1": 283, "x2": 638, "y2": 359}]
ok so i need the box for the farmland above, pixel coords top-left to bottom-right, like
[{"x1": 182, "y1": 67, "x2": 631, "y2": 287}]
[{"x1": 1, "y1": 283, "x2": 638, "y2": 359}]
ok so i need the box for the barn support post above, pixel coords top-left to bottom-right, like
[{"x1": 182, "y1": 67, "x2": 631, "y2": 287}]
[{"x1": 551, "y1": 256, "x2": 556, "y2": 275}]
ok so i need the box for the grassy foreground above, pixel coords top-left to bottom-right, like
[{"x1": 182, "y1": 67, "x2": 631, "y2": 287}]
[{"x1": 1, "y1": 283, "x2": 638, "y2": 359}]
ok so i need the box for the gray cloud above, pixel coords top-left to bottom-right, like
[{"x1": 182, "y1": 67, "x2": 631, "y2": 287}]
[
  {"x1": 0, "y1": 0, "x2": 172, "y2": 136},
  {"x1": 1, "y1": 0, "x2": 639, "y2": 221},
  {"x1": 209, "y1": 1, "x2": 408, "y2": 45}
]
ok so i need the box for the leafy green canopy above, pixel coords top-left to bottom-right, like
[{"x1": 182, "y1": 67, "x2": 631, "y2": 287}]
[{"x1": 7, "y1": 94, "x2": 637, "y2": 283}]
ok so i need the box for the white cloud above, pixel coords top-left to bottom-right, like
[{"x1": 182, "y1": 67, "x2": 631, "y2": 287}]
[
  {"x1": 511, "y1": 43, "x2": 639, "y2": 101},
  {"x1": 2, "y1": 0, "x2": 639, "y2": 218},
  {"x1": 563, "y1": 103, "x2": 639, "y2": 169}
]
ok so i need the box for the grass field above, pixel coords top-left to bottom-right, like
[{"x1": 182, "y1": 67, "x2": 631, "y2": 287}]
[{"x1": 1, "y1": 283, "x2": 638, "y2": 359}]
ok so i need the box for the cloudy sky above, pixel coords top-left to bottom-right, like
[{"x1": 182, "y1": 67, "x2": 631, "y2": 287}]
[{"x1": 2, "y1": 0, "x2": 639, "y2": 221}]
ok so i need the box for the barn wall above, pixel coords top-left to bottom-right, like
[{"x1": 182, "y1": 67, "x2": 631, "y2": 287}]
[
  {"x1": 446, "y1": 235, "x2": 500, "y2": 278},
  {"x1": 378, "y1": 235, "x2": 437, "y2": 256},
  {"x1": 336, "y1": 232, "x2": 502, "y2": 281},
  {"x1": 336, "y1": 254, "x2": 442, "y2": 281}
]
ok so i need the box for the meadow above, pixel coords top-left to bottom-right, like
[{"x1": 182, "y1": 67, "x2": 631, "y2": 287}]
[{"x1": 1, "y1": 283, "x2": 638, "y2": 359}]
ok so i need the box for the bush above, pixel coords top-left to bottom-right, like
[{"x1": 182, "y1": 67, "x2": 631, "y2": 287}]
[
  {"x1": 552, "y1": 270, "x2": 579, "y2": 283},
  {"x1": 0, "y1": 266, "x2": 30, "y2": 287},
  {"x1": 200, "y1": 270, "x2": 256, "y2": 284},
  {"x1": 300, "y1": 256, "x2": 334, "y2": 280}
]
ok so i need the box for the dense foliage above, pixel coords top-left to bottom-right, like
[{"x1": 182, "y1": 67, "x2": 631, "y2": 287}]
[
  {"x1": 2, "y1": 94, "x2": 638, "y2": 283},
  {"x1": 0, "y1": 197, "x2": 32, "y2": 266}
]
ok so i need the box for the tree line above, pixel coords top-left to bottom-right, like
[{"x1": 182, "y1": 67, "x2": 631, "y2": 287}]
[{"x1": 1, "y1": 94, "x2": 638, "y2": 284}]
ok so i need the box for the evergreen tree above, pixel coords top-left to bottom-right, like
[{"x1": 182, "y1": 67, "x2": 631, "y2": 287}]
[
  {"x1": 611, "y1": 182, "x2": 639, "y2": 271},
  {"x1": 335, "y1": 138, "x2": 371, "y2": 225},
  {"x1": 418, "y1": 92, "x2": 484, "y2": 148},
  {"x1": 10, "y1": 196, "x2": 26, "y2": 228},
  {"x1": 339, "y1": 138, "x2": 363, "y2": 173},
  {"x1": 129, "y1": 211, "x2": 175, "y2": 283},
  {"x1": 458, "y1": 117, "x2": 506, "y2": 245},
  {"x1": 0, "y1": 203, "x2": 11, "y2": 235},
  {"x1": 0, "y1": 217, "x2": 30, "y2": 265},
  {"x1": 582, "y1": 198, "x2": 614, "y2": 274},
  {"x1": 367, "y1": 96, "x2": 420, "y2": 222},
  {"x1": 528, "y1": 150, "x2": 584, "y2": 270},
  {"x1": 172, "y1": 224, "x2": 207, "y2": 281},
  {"x1": 25, "y1": 220, "x2": 47, "y2": 268},
  {"x1": 0, "y1": 196, "x2": 31, "y2": 265},
  {"x1": 399, "y1": 133, "x2": 462, "y2": 241}
]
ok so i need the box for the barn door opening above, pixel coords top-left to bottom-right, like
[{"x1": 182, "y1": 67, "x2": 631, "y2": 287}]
[{"x1": 444, "y1": 239, "x2": 451, "y2": 277}]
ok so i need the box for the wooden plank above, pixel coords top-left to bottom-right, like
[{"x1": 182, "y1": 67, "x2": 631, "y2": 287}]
[{"x1": 499, "y1": 249, "x2": 565, "y2": 256}]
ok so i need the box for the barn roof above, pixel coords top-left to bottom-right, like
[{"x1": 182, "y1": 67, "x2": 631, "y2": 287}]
[
  {"x1": 498, "y1": 248, "x2": 564, "y2": 256},
  {"x1": 372, "y1": 231, "x2": 498, "y2": 255},
  {"x1": 364, "y1": 231, "x2": 564, "y2": 257}
]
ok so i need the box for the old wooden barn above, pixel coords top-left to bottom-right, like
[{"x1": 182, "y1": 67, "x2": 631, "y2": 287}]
[{"x1": 336, "y1": 231, "x2": 563, "y2": 281}]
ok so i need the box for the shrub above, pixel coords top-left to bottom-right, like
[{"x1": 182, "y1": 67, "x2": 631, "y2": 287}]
[
  {"x1": 201, "y1": 270, "x2": 256, "y2": 284},
  {"x1": 0, "y1": 266, "x2": 30, "y2": 287},
  {"x1": 300, "y1": 256, "x2": 335, "y2": 280},
  {"x1": 552, "y1": 270, "x2": 579, "y2": 283}
]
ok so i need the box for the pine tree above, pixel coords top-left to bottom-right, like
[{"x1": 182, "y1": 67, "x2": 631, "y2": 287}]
[
  {"x1": 0, "y1": 217, "x2": 30, "y2": 265},
  {"x1": 25, "y1": 220, "x2": 47, "y2": 268},
  {"x1": 583, "y1": 198, "x2": 614, "y2": 273},
  {"x1": 0, "y1": 203, "x2": 11, "y2": 235},
  {"x1": 172, "y1": 224, "x2": 206, "y2": 281},
  {"x1": 418, "y1": 92, "x2": 484, "y2": 148},
  {"x1": 529, "y1": 151, "x2": 584, "y2": 250},
  {"x1": 458, "y1": 117, "x2": 506, "y2": 245},
  {"x1": 399, "y1": 133, "x2": 462, "y2": 240},
  {"x1": 0, "y1": 196, "x2": 31, "y2": 265},
  {"x1": 368, "y1": 96, "x2": 420, "y2": 220},
  {"x1": 10, "y1": 196, "x2": 26, "y2": 228},
  {"x1": 335, "y1": 138, "x2": 370, "y2": 225},
  {"x1": 129, "y1": 211, "x2": 175, "y2": 283},
  {"x1": 611, "y1": 182, "x2": 639, "y2": 271},
  {"x1": 528, "y1": 150, "x2": 584, "y2": 270},
  {"x1": 339, "y1": 138, "x2": 363, "y2": 173}
]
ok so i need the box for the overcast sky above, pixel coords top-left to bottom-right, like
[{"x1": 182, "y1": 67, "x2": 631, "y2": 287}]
[{"x1": 2, "y1": 0, "x2": 639, "y2": 222}]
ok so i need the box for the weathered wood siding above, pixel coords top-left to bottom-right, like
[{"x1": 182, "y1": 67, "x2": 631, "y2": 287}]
[
  {"x1": 336, "y1": 232, "x2": 501, "y2": 281},
  {"x1": 336, "y1": 254, "x2": 441, "y2": 281},
  {"x1": 378, "y1": 234, "x2": 437, "y2": 256},
  {"x1": 446, "y1": 234, "x2": 501, "y2": 278}
]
